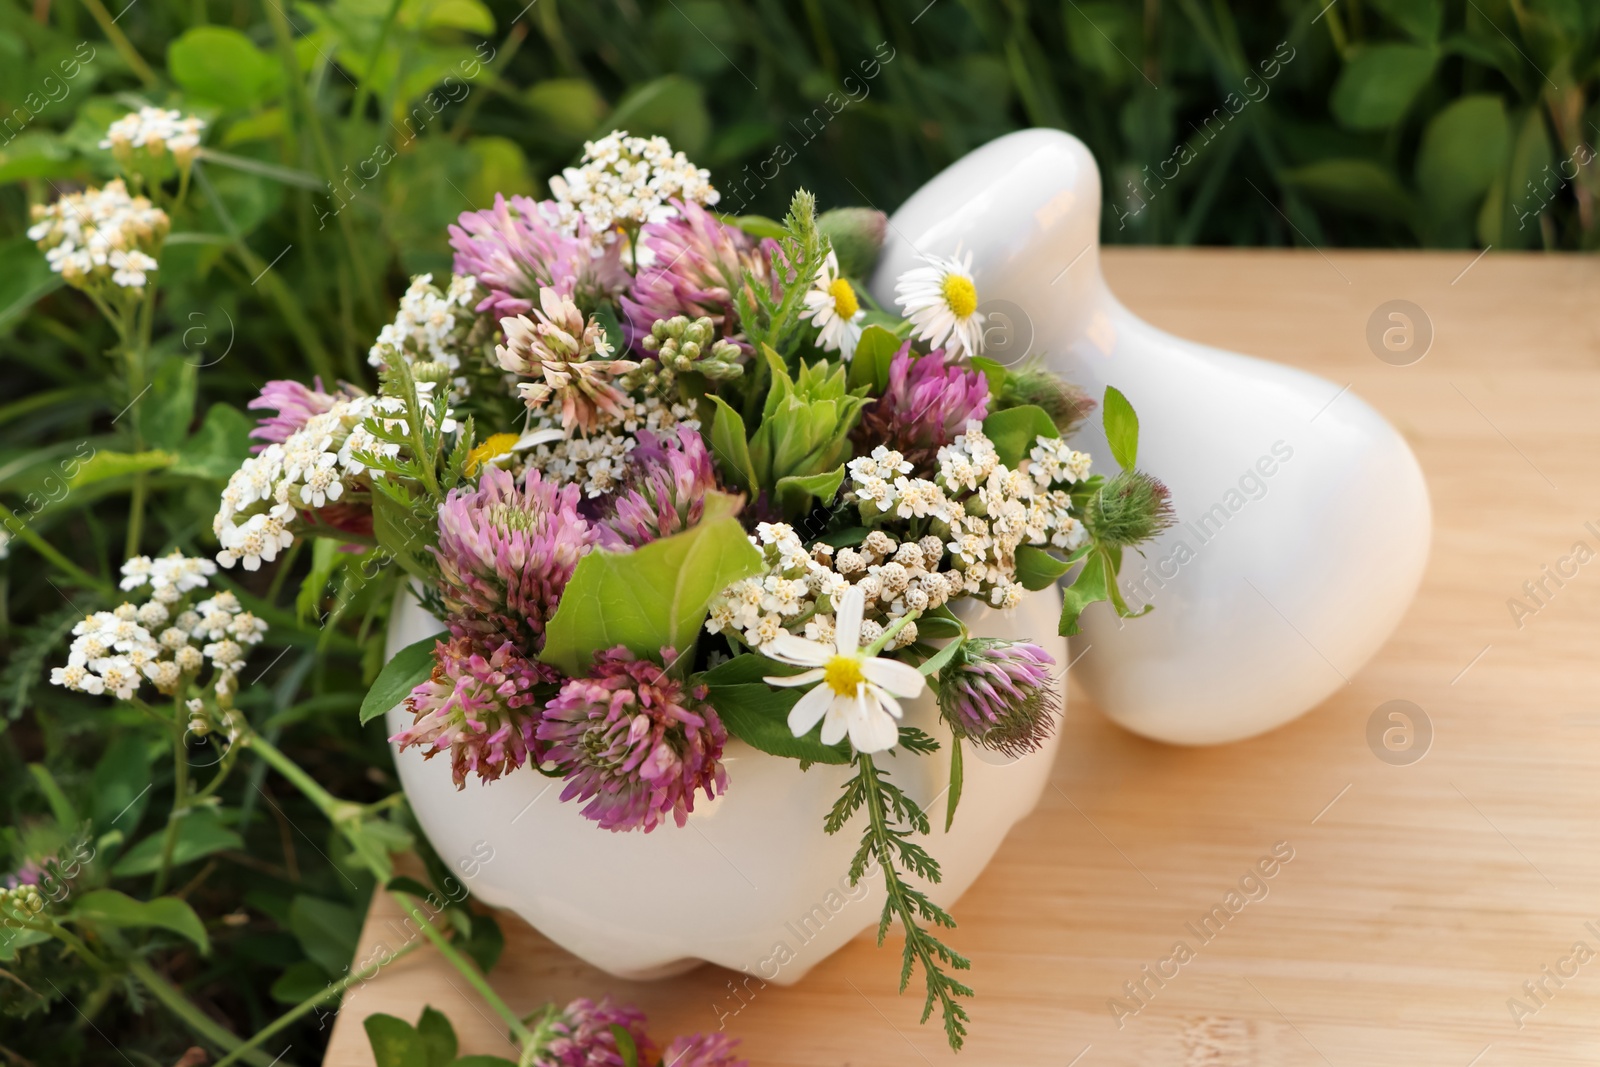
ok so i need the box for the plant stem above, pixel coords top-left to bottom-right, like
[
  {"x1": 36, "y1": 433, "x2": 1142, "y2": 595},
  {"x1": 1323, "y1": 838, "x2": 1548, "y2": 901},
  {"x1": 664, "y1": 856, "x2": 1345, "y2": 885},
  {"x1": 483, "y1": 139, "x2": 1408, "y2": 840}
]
[
  {"x1": 125, "y1": 957, "x2": 283, "y2": 1067},
  {"x1": 391, "y1": 891, "x2": 535, "y2": 1046},
  {"x1": 0, "y1": 504, "x2": 112, "y2": 593},
  {"x1": 151, "y1": 700, "x2": 191, "y2": 896},
  {"x1": 210, "y1": 940, "x2": 421, "y2": 1067},
  {"x1": 79, "y1": 0, "x2": 160, "y2": 87}
]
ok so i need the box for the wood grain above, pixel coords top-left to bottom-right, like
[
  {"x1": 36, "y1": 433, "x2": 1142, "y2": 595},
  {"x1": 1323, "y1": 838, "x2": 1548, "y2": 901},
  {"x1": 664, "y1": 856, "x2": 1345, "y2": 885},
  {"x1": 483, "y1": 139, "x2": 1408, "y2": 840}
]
[{"x1": 323, "y1": 248, "x2": 1600, "y2": 1066}]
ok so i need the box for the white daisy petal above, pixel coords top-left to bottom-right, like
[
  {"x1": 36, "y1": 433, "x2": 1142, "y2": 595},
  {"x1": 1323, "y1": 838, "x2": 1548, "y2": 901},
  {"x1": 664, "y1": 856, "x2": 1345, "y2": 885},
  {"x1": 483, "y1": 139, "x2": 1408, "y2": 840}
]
[
  {"x1": 861, "y1": 657, "x2": 927, "y2": 699},
  {"x1": 788, "y1": 684, "x2": 834, "y2": 736},
  {"x1": 765, "y1": 667, "x2": 825, "y2": 688},
  {"x1": 767, "y1": 632, "x2": 834, "y2": 667},
  {"x1": 835, "y1": 585, "x2": 865, "y2": 654},
  {"x1": 819, "y1": 697, "x2": 851, "y2": 746}
]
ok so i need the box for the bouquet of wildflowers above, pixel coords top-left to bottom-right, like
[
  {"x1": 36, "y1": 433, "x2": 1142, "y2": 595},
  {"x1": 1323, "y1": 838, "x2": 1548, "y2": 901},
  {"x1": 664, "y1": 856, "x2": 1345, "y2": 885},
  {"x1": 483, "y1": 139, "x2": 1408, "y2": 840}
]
[{"x1": 43, "y1": 124, "x2": 1171, "y2": 1052}]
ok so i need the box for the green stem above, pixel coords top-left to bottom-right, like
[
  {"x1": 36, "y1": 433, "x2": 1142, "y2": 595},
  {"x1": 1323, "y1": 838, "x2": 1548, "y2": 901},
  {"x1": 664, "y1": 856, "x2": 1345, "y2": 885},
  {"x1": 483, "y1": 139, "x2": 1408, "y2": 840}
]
[
  {"x1": 80, "y1": 0, "x2": 160, "y2": 87},
  {"x1": 391, "y1": 891, "x2": 534, "y2": 1046},
  {"x1": 242, "y1": 732, "x2": 344, "y2": 819},
  {"x1": 348, "y1": 0, "x2": 405, "y2": 127},
  {"x1": 151, "y1": 705, "x2": 190, "y2": 896},
  {"x1": 211, "y1": 940, "x2": 421, "y2": 1067},
  {"x1": 125, "y1": 957, "x2": 282, "y2": 1067},
  {"x1": 865, "y1": 609, "x2": 921, "y2": 656},
  {"x1": 0, "y1": 503, "x2": 112, "y2": 594}
]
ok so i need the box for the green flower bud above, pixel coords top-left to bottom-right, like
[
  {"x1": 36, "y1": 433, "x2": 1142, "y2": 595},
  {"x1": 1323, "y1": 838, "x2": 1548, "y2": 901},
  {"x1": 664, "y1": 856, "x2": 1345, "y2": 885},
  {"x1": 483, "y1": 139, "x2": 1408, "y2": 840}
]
[{"x1": 1084, "y1": 470, "x2": 1175, "y2": 546}]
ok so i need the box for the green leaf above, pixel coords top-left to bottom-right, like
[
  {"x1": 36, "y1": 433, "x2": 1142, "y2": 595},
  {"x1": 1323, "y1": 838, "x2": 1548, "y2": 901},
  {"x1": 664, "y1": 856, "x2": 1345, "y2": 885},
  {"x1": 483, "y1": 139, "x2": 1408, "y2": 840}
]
[
  {"x1": 1369, "y1": 0, "x2": 1443, "y2": 42},
  {"x1": 707, "y1": 394, "x2": 756, "y2": 493},
  {"x1": 540, "y1": 493, "x2": 763, "y2": 675},
  {"x1": 289, "y1": 895, "x2": 360, "y2": 978},
  {"x1": 1416, "y1": 95, "x2": 1509, "y2": 234},
  {"x1": 92, "y1": 736, "x2": 154, "y2": 835},
  {"x1": 724, "y1": 214, "x2": 787, "y2": 240},
  {"x1": 67, "y1": 450, "x2": 176, "y2": 490},
  {"x1": 461, "y1": 911, "x2": 504, "y2": 975},
  {"x1": 699, "y1": 652, "x2": 803, "y2": 686},
  {"x1": 371, "y1": 489, "x2": 438, "y2": 582},
  {"x1": 270, "y1": 960, "x2": 332, "y2": 1004},
  {"x1": 145, "y1": 357, "x2": 199, "y2": 452},
  {"x1": 71, "y1": 890, "x2": 210, "y2": 955},
  {"x1": 967, "y1": 356, "x2": 1008, "y2": 396},
  {"x1": 981, "y1": 404, "x2": 1059, "y2": 468},
  {"x1": 1014, "y1": 544, "x2": 1074, "y2": 591},
  {"x1": 112, "y1": 809, "x2": 243, "y2": 876},
  {"x1": 945, "y1": 737, "x2": 964, "y2": 833},
  {"x1": 1481, "y1": 106, "x2": 1554, "y2": 250},
  {"x1": 525, "y1": 79, "x2": 609, "y2": 144},
  {"x1": 27, "y1": 763, "x2": 78, "y2": 827},
  {"x1": 611, "y1": 1025, "x2": 640, "y2": 1067},
  {"x1": 775, "y1": 463, "x2": 845, "y2": 514},
  {"x1": 0, "y1": 236, "x2": 62, "y2": 334},
  {"x1": 707, "y1": 683, "x2": 852, "y2": 764},
  {"x1": 449, "y1": 1058, "x2": 519, "y2": 1066},
  {"x1": 172, "y1": 403, "x2": 254, "y2": 481},
  {"x1": 847, "y1": 325, "x2": 902, "y2": 393},
  {"x1": 417, "y1": 1006, "x2": 459, "y2": 1066},
  {"x1": 1330, "y1": 43, "x2": 1437, "y2": 131},
  {"x1": 603, "y1": 75, "x2": 710, "y2": 158},
  {"x1": 168, "y1": 26, "x2": 282, "y2": 110},
  {"x1": 916, "y1": 609, "x2": 965, "y2": 640},
  {"x1": 917, "y1": 636, "x2": 966, "y2": 679},
  {"x1": 466, "y1": 136, "x2": 533, "y2": 207},
  {"x1": 1059, "y1": 549, "x2": 1110, "y2": 636},
  {"x1": 1280, "y1": 160, "x2": 1416, "y2": 224},
  {"x1": 365, "y1": 1014, "x2": 429, "y2": 1067},
  {"x1": 1101, "y1": 386, "x2": 1138, "y2": 470},
  {"x1": 363, "y1": 636, "x2": 439, "y2": 725}
]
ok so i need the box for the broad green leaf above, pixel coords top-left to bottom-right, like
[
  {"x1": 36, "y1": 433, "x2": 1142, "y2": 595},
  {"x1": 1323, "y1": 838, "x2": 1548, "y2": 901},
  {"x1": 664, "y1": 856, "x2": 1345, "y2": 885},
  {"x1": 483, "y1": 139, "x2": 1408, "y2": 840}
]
[
  {"x1": 1370, "y1": 0, "x2": 1443, "y2": 41},
  {"x1": 1416, "y1": 95, "x2": 1508, "y2": 235},
  {"x1": 699, "y1": 652, "x2": 804, "y2": 686},
  {"x1": 981, "y1": 404, "x2": 1059, "y2": 468},
  {"x1": 71, "y1": 889, "x2": 210, "y2": 955},
  {"x1": 461, "y1": 911, "x2": 504, "y2": 975},
  {"x1": 363, "y1": 636, "x2": 439, "y2": 725},
  {"x1": 1101, "y1": 386, "x2": 1138, "y2": 470},
  {"x1": 92, "y1": 736, "x2": 154, "y2": 835},
  {"x1": 365, "y1": 1014, "x2": 429, "y2": 1067},
  {"x1": 525, "y1": 80, "x2": 609, "y2": 144},
  {"x1": 0, "y1": 927, "x2": 51, "y2": 961},
  {"x1": 67, "y1": 449, "x2": 175, "y2": 490},
  {"x1": 1059, "y1": 549, "x2": 1110, "y2": 636},
  {"x1": 297, "y1": 538, "x2": 345, "y2": 623},
  {"x1": 172, "y1": 403, "x2": 254, "y2": 481},
  {"x1": 847, "y1": 325, "x2": 902, "y2": 393},
  {"x1": 112, "y1": 809, "x2": 243, "y2": 876},
  {"x1": 1015, "y1": 544, "x2": 1074, "y2": 591},
  {"x1": 775, "y1": 464, "x2": 845, "y2": 515},
  {"x1": 707, "y1": 394, "x2": 755, "y2": 492},
  {"x1": 707, "y1": 683, "x2": 851, "y2": 764},
  {"x1": 27, "y1": 763, "x2": 78, "y2": 826},
  {"x1": 145, "y1": 357, "x2": 199, "y2": 452},
  {"x1": 270, "y1": 960, "x2": 331, "y2": 1004},
  {"x1": 1481, "y1": 105, "x2": 1552, "y2": 249},
  {"x1": 371, "y1": 489, "x2": 438, "y2": 581},
  {"x1": 0, "y1": 132, "x2": 76, "y2": 184},
  {"x1": 1280, "y1": 160, "x2": 1416, "y2": 224},
  {"x1": 168, "y1": 27, "x2": 282, "y2": 110},
  {"x1": 612, "y1": 1024, "x2": 640, "y2": 1067},
  {"x1": 540, "y1": 493, "x2": 764, "y2": 675},
  {"x1": 466, "y1": 136, "x2": 533, "y2": 206},
  {"x1": 967, "y1": 355, "x2": 1008, "y2": 396},
  {"x1": 0, "y1": 235, "x2": 62, "y2": 333},
  {"x1": 417, "y1": 1006, "x2": 458, "y2": 1065},
  {"x1": 917, "y1": 636, "x2": 966, "y2": 678},
  {"x1": 1330, "y1": 44, "x2": 1437, "y2": 131},
  {"x1": 417, "y1": 0, "x2": 495, "y2": 33},
  {"x1": 724, "y1": 214, "x2": 787, "y2": 240},
  {"x1": 289, "y1": 895, "x2": 360, "y2": 978},
  {"x1": 604, "y1": 74, "x2": 711, "y2": 157},
  {"x1": 916, "y1": 609, "x2": 965, "y2": 640}
]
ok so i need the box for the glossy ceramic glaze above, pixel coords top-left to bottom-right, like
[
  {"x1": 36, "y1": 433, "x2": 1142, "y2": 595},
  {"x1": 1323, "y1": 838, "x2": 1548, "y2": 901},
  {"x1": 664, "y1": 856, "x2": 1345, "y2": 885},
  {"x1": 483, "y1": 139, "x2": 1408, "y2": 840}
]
[
  {"x1": 386, "y1": 588, "x2": 1066, "y2": 983},
  {"x1": 870, "y1": 128, "x2": 1431, "y2": 744}
]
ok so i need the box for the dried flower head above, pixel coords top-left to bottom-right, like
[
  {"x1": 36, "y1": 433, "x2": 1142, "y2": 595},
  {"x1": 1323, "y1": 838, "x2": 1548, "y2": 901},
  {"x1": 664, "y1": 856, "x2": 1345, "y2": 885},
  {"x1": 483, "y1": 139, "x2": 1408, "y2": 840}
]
[{"x1": 497, "y1": 288, "x2": 640, "y2": 435}]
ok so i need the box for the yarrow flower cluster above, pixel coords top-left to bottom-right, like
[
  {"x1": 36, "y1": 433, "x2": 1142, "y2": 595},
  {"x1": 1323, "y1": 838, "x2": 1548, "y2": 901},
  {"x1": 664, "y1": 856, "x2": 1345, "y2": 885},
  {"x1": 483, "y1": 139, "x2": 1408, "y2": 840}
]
[
  {"x1": 50, "y1": 553, "x2": 265, "y2": 701},
  {"x1": 27, "y1": 179, "x2": 169, "y2": 292},
  {"x1": 99, "y1": 106, "x2": 205, "y2": 168},
  {"x1": 367, "y1": 272, "x2": 481, "y2": 382},
  {"x1": 549, "y1": 131, "x2": 719, "y2": 234}
]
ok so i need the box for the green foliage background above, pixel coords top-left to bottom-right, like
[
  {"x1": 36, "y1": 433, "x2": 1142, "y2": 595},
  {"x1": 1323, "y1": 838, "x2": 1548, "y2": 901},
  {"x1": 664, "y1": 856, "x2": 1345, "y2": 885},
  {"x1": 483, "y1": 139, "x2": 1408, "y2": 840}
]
[{"x1": 0, "y1": 0, "x2": 1595, "y2": 1063}]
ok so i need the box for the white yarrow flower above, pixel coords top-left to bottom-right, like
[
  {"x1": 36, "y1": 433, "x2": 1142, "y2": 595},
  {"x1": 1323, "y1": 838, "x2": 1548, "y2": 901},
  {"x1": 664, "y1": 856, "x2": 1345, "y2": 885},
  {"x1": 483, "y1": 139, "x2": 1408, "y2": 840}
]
[
  {"x1": 762, "y1": 585, "x2": 926, "y2": 754},
  {"x1": 894, "y1": 250, "x2": 985, "y2": 358}
]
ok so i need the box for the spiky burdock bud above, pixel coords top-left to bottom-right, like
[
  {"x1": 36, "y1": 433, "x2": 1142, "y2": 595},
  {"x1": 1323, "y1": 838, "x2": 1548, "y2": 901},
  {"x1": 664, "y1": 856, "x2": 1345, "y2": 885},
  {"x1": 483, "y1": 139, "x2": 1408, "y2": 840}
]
[
  {"x1": 937, "y1": 638, "x2": 1061, "y2": 759},
  {"x1": 1084, "y1": 470, "x2": 1175, "y2": 546},
  {"x1": 994, "y1": 362, "x2": 1097, "y2": 434},
  {"x1": 818, "y1": 207, "x2": 888, "y2": 278}
]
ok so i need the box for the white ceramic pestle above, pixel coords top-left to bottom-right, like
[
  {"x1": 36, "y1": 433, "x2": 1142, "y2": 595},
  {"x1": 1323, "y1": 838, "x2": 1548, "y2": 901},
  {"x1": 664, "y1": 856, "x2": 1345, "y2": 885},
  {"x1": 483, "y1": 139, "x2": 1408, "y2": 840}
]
[{"x1": 869, "y1": 128, "x2": 1431, "y2": 744}]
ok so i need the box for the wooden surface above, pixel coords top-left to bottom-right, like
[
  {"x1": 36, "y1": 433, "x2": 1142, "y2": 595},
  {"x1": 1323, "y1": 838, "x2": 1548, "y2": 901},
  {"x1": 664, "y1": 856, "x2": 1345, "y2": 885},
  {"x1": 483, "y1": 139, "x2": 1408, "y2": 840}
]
[{"x1": 324, "y1": 248, "x2": 1600, "y2": 1066}]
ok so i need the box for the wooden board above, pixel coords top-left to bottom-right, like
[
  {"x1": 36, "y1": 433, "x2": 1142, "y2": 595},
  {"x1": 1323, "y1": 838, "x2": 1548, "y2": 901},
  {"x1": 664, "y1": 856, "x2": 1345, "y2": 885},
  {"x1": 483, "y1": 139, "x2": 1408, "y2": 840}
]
[{"x1": 324, "y1": 248, "x2": 1600, "y2": 1066}]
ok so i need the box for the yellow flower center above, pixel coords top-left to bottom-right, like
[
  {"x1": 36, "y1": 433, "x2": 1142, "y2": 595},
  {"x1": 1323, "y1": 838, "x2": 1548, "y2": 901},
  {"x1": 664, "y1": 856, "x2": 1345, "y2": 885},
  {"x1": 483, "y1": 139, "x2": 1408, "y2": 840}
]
[
  {"x1": 823, "y1": 654, "x2": 866, "y2": 696},
  {"x1": 466, "y1": 432, "x2": 520, "y2": 475},
  {"x1": 828, "y1": 277, "x2": 860, "y2": 319},
  {"x1": 941, "y1": 273, "x2": 978, "y2": 319}
]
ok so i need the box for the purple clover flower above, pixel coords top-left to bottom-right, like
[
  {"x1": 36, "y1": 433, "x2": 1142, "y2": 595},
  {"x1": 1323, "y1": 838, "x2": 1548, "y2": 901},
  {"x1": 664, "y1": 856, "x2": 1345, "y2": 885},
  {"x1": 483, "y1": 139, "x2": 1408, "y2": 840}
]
[
  {"x1": 449, "y1": 194, "x2": 626, "y2": 318},
  {"x1": 537, "y1": 647, "x2": 727, "y2": 833},
  {"x1": 937, "y1": 638, "x2": 1061, "y2": 758},
  {"x1": 247, "y1": 378, "x2": 339, "y2": 451},
  {"x1": 854, "y1": 345, "x2": 990, "y2": 469},
  {"x1": 535, "y1": 997, "x2": 654, "y2": 1067},
  {"x1": 600, "y1": 425, "x2": 717, "y2": 547},
  {"x1": 621, "y1": 199, "x2": 777, "y2": 348}
]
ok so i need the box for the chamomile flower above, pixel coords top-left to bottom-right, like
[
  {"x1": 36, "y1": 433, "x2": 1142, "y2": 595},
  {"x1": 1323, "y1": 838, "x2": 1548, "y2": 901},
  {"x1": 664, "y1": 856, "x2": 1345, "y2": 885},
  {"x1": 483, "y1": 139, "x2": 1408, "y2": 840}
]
[
  {"x1": 895, "y1": 251, "x2": 985, "y2": 358},
  {"x1": 800, "y1": 250, "x2": 865, "y2": 355},
  {"x1": 762, "y1": 585, "x2": 926, "y2": 754}
]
